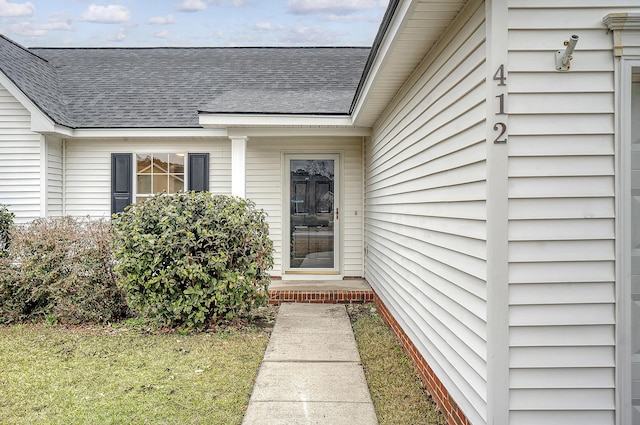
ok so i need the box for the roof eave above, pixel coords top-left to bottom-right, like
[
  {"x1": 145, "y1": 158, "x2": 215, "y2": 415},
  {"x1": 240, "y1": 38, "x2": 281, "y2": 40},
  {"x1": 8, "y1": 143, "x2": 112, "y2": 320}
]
[{"x1": 350, "y1": 0, "x2": 471, "y2": 128}]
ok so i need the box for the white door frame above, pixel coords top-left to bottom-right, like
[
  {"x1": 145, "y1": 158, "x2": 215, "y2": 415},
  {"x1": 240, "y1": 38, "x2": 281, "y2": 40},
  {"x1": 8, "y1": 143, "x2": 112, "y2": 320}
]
[
  {"x1": 616, "y1": 57, "x2": 640, "y2": 425},
  {"x1": 282, "y1": 153, "x2": 341, "y2": 278}
]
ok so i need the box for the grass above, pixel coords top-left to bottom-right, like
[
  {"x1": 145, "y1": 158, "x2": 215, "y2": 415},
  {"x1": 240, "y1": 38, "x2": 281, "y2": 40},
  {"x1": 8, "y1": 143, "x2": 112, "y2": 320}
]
[
  {"x1": 0, "y1": 310, "x2": 276, "y2": 425},
  {"x1": 1, "y1": 303, "x2": 446, "y2": 424},
  {"x1": 348, "y1": 304, "x2": 447, "y2": 425}
]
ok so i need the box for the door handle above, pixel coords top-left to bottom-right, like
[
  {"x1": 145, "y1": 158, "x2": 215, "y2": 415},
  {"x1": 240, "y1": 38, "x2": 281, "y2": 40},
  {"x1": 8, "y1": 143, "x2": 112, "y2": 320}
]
[{"x1": 336, "y1": 207, "x2": 339, "y2": 220}]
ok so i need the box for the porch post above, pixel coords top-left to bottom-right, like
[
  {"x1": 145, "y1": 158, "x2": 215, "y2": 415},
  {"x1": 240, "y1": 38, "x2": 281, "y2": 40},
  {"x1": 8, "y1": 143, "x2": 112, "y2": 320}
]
[{"x1": 230, "y1": 135, "x2": 248, "y2": 198}]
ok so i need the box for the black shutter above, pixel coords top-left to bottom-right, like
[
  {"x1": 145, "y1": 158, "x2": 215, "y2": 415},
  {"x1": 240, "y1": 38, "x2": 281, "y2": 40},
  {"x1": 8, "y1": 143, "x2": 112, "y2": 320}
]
[
  {"x1": 111, "y1": 153, "x2": 132, "y2": 214},
  {"x1": 188, "y1": 153, "x2": 209, "y2": 192}
]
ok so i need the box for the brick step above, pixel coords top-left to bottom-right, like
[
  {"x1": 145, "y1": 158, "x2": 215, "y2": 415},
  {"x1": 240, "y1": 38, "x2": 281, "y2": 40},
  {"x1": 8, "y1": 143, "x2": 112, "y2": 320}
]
[{"x1": 267, "y1": 279, "x2": 374, "y2": 305}]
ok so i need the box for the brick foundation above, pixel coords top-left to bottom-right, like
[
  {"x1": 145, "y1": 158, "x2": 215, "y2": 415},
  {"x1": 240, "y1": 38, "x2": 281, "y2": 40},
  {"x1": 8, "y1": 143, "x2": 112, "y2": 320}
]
[{"x1": 374, "y1": 293, "x2": 471, "y2": 425}]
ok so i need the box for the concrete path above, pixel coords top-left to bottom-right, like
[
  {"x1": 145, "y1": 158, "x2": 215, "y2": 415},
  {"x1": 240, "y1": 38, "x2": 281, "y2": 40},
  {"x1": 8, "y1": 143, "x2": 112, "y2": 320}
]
[{"x1": 242, "y1": 303, "x2": 378, "y2": 425}]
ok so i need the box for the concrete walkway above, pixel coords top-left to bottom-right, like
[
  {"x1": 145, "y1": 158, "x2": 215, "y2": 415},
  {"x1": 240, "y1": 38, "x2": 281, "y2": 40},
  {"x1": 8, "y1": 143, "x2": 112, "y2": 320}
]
[{"x1": 242, "y1": 303, "x2": 378, "y2": 425}]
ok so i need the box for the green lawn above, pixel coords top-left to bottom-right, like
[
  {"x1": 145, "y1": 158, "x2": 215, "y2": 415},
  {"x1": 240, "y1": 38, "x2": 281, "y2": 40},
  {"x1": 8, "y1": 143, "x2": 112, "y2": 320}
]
[
  {"x1": 349, "y1": 304, "x2": 447, "y2": 425},
  {"x1": 0, "y1": 321, "x2": 271, "y2": 425},
  {"x1": 0, "y1": 304, "x2": 446, "y2": 425}
]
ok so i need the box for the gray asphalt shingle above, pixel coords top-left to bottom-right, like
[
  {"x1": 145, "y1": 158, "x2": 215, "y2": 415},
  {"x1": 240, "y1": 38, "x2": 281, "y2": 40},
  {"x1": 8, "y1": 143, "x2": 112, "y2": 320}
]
[
  {"x1": 0, "y1": 37, "x2": 370, "y2": 128},
  {"x1": 0, "y1": 35, "x2": 73, "y2": 127}
]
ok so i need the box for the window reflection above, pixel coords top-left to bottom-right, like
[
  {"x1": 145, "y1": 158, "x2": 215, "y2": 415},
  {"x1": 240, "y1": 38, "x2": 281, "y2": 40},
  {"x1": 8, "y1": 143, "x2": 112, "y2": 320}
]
[{"x1": 135, "y1": 153, "x2": 185, "y2": 201}]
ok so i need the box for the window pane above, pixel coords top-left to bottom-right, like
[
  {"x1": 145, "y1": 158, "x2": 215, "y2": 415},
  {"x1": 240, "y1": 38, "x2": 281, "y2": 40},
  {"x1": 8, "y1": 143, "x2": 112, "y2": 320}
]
[
  {"x1": 137, "y1": 175, "x2": 151, "y2": 195},
  {"x1": 153, "y1": 153, "x2": 169, "y2": 174},
  {"x1": 153, "y1": 175, "x2": 168, "y2": 193},
  {"x1": 137, "y1": 154, "x2": 152, "y2": 173},
  {"x1": 170, "y1": 174, "x2": 184, "y2": 193},
  {"x1": 169, "y1": 154, "x2": 185, "y2": 173}
]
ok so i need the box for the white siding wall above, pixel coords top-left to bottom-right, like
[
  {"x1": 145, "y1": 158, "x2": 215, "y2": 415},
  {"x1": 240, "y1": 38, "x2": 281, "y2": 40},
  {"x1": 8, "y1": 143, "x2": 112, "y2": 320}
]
[
  {"x1": 64, "y1": 138, "x2": 231, "y2": 218},
  {"x1": 506, "y1": 1, "x2": 640, "y2": 424},
  {"x1": 0, "y1": 84, "x2": 42, "y2": 223},
  {"x1": 46, "y1": 138, "x2": 63, "y2": 217},
  {"x1": 365, "y1": 2, "x2": 489, "y2": 423},
  {"x1": 246, "y1": 137, "x2": 363, "y2": 278}
]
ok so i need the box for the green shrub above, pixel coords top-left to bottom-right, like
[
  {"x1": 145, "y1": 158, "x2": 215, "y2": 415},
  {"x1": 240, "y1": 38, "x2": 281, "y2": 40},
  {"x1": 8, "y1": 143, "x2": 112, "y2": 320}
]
[
  {"x1": 0, "y1": 217, "x2": 129, "y2": 324},
  {"x1": 0, "y1": 204, "x2": 14, "y2": 257},
  {"x1": 111, "y1": 192, "x2": 274, "y2": 329}
]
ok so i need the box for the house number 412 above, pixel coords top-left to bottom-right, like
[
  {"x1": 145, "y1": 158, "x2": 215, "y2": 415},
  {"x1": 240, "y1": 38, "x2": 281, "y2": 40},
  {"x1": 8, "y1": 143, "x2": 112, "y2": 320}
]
[{"x1": 493, "y1": 64, "x2": 507, "y2": 144}]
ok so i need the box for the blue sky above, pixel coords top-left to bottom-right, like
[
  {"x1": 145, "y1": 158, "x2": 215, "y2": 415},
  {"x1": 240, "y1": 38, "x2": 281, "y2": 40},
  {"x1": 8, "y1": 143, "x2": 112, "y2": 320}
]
[{"x1": 0, "y1": 0, "x2": 388, "y2": 47}]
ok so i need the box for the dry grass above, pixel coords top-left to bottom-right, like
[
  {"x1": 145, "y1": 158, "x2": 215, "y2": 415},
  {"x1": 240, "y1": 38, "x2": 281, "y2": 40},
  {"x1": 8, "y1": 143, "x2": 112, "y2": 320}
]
[
  {"x1": 0, "y1": 307, "x2": 277, "y2": 425},
  {"x1": 349, "y1": 304, "x2": 447, "y2": 425}
]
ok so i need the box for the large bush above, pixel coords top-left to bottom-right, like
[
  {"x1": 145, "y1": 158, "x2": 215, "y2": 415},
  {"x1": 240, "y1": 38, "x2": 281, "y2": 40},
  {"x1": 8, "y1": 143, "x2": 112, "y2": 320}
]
[
  {"x1": 111, "y1": 192, "x2": 274, "y2": 329},
  {"x1": 0, "y1": 217, "x2": 129, "y2": 324},
  {"x1": 0, "y1": 204, "x2": 14, "y2": 257}
]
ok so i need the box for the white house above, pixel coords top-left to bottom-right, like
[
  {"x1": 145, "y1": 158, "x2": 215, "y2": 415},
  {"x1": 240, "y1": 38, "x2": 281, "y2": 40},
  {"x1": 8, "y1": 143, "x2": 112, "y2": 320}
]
[{"x1": 1, "y1": 0, "x2": 640, "y2": 424}]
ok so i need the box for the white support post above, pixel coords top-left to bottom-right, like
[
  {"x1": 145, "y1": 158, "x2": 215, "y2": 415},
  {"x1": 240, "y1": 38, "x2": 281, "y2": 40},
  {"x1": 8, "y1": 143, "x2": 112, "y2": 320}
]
[{"x1": 230, "y1": 136, "x2": 248, "y2": 198}]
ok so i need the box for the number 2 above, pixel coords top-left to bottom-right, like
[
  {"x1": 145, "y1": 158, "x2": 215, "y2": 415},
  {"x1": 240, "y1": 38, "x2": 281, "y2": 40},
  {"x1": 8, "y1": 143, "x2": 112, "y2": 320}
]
[{"x1": 493, "y1": 122, "x2": 507, "y2": 144}]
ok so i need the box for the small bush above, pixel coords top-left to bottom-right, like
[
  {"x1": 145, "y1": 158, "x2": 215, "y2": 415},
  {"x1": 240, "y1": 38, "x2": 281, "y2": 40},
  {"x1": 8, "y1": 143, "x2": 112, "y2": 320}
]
[
  {"x1": 0, "y1": 204, "x2": 14, "y2": 257},
  {"x1": 111, "y1": 192, "x2": 274, "y2": 329},
  {"x1": 0, "y1": 217, "x2": 129, "y2": 324}
]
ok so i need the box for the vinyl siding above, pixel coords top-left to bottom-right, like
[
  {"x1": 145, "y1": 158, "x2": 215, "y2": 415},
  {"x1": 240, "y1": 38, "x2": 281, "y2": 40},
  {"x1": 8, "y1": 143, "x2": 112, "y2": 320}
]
[
  {"x1": 365, "y1": 2, "x2": 489, "y2": 424},
  {"x1": 245, "y1": 137, "x2": 363, "y2": 278},
  {"x1": 0, "y1": 84, "x2": 42, "y2": 223},
  {"x1": 46, "y1": 138, "x2": 63, "y2": 217},
  {"x1": 505, "y1": 1, "x2": 638, "y2": 423},
  {"x1": 64, "y1": 138, "x2": 231, "y2": 218}
]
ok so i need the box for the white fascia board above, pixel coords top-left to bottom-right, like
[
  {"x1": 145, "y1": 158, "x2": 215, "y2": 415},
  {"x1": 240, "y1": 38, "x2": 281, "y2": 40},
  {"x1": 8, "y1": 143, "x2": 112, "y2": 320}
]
[
  {"x1": 69, "y1": 128, "x2": 228, "y2": 139},
  {"x1": 0, "y1": 70, "x2": 63, "y2": 134},
  {"x1": 200, "y1": 113, "x2": 356, "y2": 128},
  {"x1": 350, "y1": 0, "x2": 416, "y2": 125},
  {"x1": 226, "y1": 126, "x2": 370, "y2": 137}
]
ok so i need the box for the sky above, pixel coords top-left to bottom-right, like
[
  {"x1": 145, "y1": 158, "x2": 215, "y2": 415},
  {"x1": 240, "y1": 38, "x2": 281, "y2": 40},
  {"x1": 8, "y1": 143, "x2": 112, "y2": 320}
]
[{"x1": 0, "y1": 0, "x2": 388, "y2": 48}]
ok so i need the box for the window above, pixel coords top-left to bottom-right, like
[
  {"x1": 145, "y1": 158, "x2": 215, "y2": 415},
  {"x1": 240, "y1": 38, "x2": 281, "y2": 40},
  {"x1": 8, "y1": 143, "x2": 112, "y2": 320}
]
[
  {"x1": 135, "y1": 153, "x2": 185, "y2": 202},
  {"x1": 111, "y1": 152, "x2": 209, "y2": 214}
]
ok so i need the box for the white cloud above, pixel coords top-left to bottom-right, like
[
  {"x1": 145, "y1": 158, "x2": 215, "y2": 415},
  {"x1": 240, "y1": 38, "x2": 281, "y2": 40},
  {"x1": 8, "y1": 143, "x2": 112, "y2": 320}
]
[
  {"x1": 175, "y1": 0, "x2": 207, "y2": 12},
  {"x1": 6, "y1": 17, "x2": 72, "y2": 38},
  {"x1": 46, "y1": 13, "x2": 74, "y2": 30},
  {"x1": 108, "y1": 27, "x2": 126, "y2": 42},
  {"x1": 287, "y1": 0, "x2": 386, "y2": 15},
  {"x1": 0, "y1": 0, "x2": 35, "y2": 17},
  {"x1": 209, "y1": 0, "x2": 256, "y2": 6},
  {"x1": 148, "y1": 14, "x2": 176, "y2": 25},
  {"x1": 254, "y1": 21, "x2": 272, "y2": 30},
  {"x1": 325, "y1": 12, "x2": 382, "y2": 23},
  {"x1": 7, "y1": 22, "x2": 45, "y2": 36},
  {"x1": 270, "y1": 23, "x2": 342, "y2": 44},
  {"x1": 154, "y1": 29, "x2": 169, "y2": 38},
  {"x1": 80, "y1": 4, "x2": 131, "y2": 24}
]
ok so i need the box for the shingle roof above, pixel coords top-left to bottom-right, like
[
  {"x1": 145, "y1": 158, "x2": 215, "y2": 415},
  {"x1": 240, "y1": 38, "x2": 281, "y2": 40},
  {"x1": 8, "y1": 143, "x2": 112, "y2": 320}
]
[
  {"x1": 0, "y1": 39, "x2": 370, "y2": 128},
  {"x1": 0, "y1": 35, "x2": 74, "y2": 127}
]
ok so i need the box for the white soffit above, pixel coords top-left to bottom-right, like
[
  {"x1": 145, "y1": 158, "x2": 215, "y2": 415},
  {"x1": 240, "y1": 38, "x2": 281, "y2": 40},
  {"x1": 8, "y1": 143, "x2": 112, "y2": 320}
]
[{"x1": 351, "y1": 0, "x2": 469, "y2": 128}]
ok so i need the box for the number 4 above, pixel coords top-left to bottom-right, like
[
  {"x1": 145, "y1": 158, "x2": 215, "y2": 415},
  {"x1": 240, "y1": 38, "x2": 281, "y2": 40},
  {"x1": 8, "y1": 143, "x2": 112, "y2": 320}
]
[{"x1": 493, "y1": 64, "x2": 506, "y2": 86}]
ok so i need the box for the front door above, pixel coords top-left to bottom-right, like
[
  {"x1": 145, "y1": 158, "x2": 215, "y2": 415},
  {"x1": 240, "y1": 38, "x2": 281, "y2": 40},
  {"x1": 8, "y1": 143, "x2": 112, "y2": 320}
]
[{"x1": 285, "y1": 155, "x2": 339, "y2": 273}]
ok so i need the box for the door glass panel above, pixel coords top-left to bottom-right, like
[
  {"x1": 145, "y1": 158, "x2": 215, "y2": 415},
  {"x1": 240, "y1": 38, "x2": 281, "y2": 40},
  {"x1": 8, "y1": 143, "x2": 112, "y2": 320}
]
[{"x1": 290, "y1": 159, "x2": 334, "y2": 269}]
